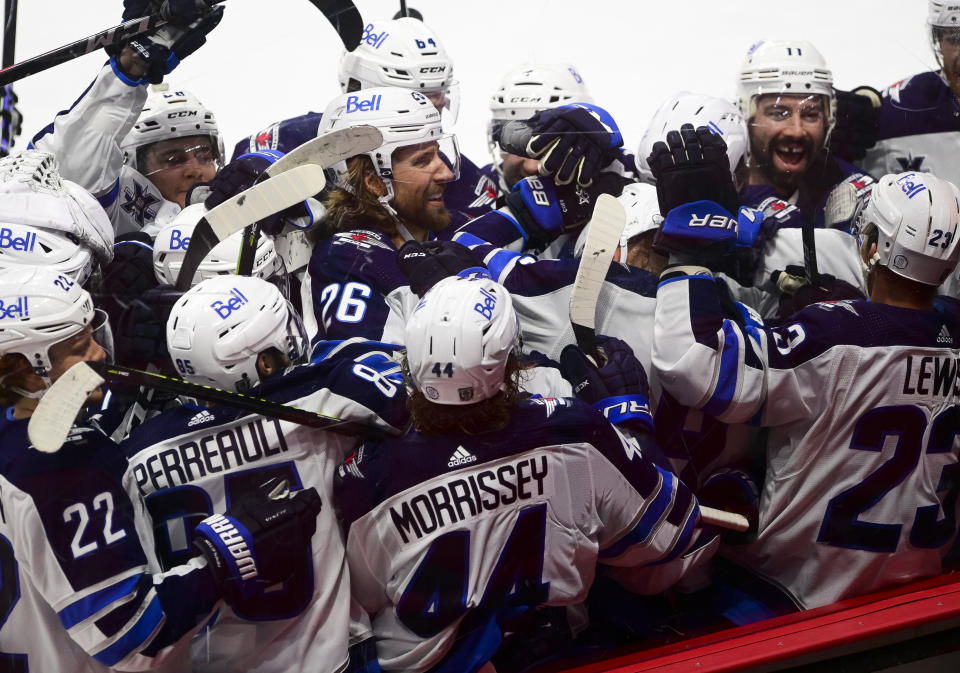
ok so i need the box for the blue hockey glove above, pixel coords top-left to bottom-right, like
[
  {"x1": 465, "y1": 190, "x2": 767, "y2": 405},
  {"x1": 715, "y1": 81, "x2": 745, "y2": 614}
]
[
  {"x1": 505, "y1": 172, "x2": 628, "y2": 250},
  {"x1": 526, "y1": 103, "x2": 624, "y2": 187},
  {"x1": 194, "y1": 478, "x2": 322, "y2": 605},
  {"x1": 560, "y1": 337, "x2": 653, "y2": 435},
  {"x1": 647, "y1": 123, "x2": 740, "y2": 217},
  {"x1": 397, "y1": 240, "x2": 489, "y2": 298},
  {"x1": 653, "y1": 200, "x2": 762, "y2": 271}
]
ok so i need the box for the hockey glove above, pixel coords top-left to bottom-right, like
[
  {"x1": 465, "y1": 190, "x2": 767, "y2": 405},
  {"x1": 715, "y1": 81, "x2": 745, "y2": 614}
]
[
  {"x1": 697, "y1": 468, "x2": 760, "y2": 544},
  {"x1": 648, "y1": 124, "x2": 740, "y2": 217},
  {"x1": 505, "y1": 172, "x2": 628, "y2": 250},
  {"x1": 122, "y1": 0, "x2": 213, "y2": 23},
  {"x1": 194, "y1": 478, "x2": 322, "y2": 605},
  {"x1": 526, "y1": 103, "x2": 624, "y2": 187},
  {"x1": 397, "y1": 240, "x2": 489, "y2": 298},
  {"x1": 653, "y1": 200, "x2": 762, "y2": 271},
  {"x1": 560, "y1": 337, "x2": 653, "y2": 435},
  {"x1": 93, "y1": 233, "x2": 158, "y2": 325},
  {"x1": 831, "y1": 86, "x2": 881, "y2": 163},
  {"x1": 115, "y1": 284, "x2": 183, "y2": 373},
  {"x1": 773, "y1": 267, "x2": 865, "y2": 320}
]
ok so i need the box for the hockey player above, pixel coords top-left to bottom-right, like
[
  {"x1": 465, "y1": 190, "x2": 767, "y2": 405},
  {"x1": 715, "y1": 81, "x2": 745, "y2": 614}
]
[
  {"x1": 736, "y1": 40, "x2": 874, "y2": 236},
  {"x1": 0, "y1": 266, "x2": 320, "y2": 671},
  {"x1": 649, "y1": 124, "x2": 960, "y2": 612},
  {"x1": 0, "y1": 150, "x2": 114, "y2": 287},
  {"x1": 486, "y1": 64, "x2": 595, "y2": 193},
  {"x1": 235, "y1": 16, "x2": 498, "y2": 225},
  {"x1": 121, "y1": 274, "x2": 408, "y2": 672},
  {"x1": 335, "y1": 275, "x2": 717, "y2": 672},
  {"x1": 32, "y1": 1, "x2": 224, "y2": 236}
]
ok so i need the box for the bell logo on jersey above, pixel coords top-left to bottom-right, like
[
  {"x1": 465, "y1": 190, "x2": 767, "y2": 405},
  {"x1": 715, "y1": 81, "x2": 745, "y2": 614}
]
[
  {"x1": 168, "y1": 229, "x2": 191, "y2": 250},
  {"x1": 210, "y1": 288, "x2": 249, "y2": 319},
  {"x1": 474, "y1": 287, "x2": 498, "y2": 320},
  {"x1": 896, "y1": 173, "x2": 927, "y2": 199},
  {"x1": 360, "y1": 23, "x2": 389, "y2": 49},
  {"x1": 0, "y1": 297, "x2": 27, "y2": 320},
  {"x1": 346, "y1": 94, "x2": 383, "y2": 114},
  {"x1": 0, "y1": 227, "x2": 37, "y2": 252}
]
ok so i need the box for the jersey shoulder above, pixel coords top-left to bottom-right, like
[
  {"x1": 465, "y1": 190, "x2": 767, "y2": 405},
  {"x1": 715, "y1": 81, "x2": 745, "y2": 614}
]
[
  {"x1": 231, "y1": 111, "x2": 324, "y2": 160},
  {"x1": 310, "y1": 229, "x2": 407, "y2": 290},
  {"x1": 879, "y1": 71, "x2": 959, "y2": 137}
]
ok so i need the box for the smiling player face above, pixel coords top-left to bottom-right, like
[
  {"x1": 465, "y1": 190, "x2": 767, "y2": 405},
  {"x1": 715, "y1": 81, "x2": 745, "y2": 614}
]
[{"x1": 747, "y1": 93, "x2": 828, "y2": 197}]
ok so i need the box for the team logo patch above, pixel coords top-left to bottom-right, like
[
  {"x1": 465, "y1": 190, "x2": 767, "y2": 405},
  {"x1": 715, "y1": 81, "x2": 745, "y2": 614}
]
[
  {"x1": 467, "y1": 175, "x2": 498, "y2": 210},
  {"x1": 120, "y1": 181, "x2": 161, "y2": 226},
  {"x1": 332, "y1": 230, "x2": 393, "y2": 251},
  {"x1": 425, "y1": 386, "x2": 439, "y2": 400},
  {"x1": 251, "y1": 124, "x2": 280, "y2": 152}
]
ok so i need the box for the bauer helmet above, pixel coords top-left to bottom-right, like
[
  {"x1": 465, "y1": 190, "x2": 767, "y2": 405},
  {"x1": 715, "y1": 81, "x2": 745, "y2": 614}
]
[
  {"x1": 120, "y1": 84, "x2": 225, "y2": 176},
  {"x1": 166, "y1": 275, "x2": 307, "y2": 391},
  {"x1": 0, "y1": 151, "x2": 113, "y2": 285},
  {"x1": 928, "y1": 1, "x2": 960, "y2": 77},
  {"x1": 338, "y1": 17, "x2": 459, "y2": 123},
  {"x1": 0, "y1": 267, "x2": 112, "y2": 391},
  {"x1": 318, "y1": 86, "x2": 460, "y2": 206},
  {"x1": 636, "y1": 92, "x2": 749, "y2": 186},
  {"x1": 152, "y1": 204, "x2": 288, "y2": 295},
  {"x1": 853, "y1": 171, "x2": 960, "y2": 286},
  {"x1": 736, "y1": 40, "x2": 835, "y2": 136},
  {"x1": 404, "y1": 276, "x2": 519, "y2": 405}
]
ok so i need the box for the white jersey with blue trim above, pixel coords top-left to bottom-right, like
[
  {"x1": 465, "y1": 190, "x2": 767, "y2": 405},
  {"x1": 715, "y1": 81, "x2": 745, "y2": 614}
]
[
  {"x1": 335, "y1": 397, "x2": 716, "y2": 672},
  {"x1": 120, "y1": 342, "x2": 408, "y2": 672},
  {"x1": 31, "y1": 62, "x2": 180, "y2": 238},
  {"x1": 0, "y1": 409, "x2": 219, "y2": 672},
  {"x1": 653, "y1": 272, "x2": 960, "y2": 609}
]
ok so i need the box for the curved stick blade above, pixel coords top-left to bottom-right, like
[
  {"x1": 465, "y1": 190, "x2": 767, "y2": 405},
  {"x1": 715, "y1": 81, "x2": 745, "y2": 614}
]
[{"x1": 28, "y1": 362, "x2": 104, "y2": 453}]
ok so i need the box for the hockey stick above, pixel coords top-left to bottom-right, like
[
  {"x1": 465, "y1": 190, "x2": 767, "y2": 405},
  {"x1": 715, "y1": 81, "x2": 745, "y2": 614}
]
[
  {"x1": 569, "y1": 194, "x2": 627, "y2": 358},
  {"x1": 233, "y1": 124, "x2": 381, "y2": 276},
  {"x1": 1, "y1": 0, "x2": 21, "y2": 157},
  {"x1": 700, "y1": 506, "x2": 750, "y2": 533},
  {"x1": 0, "y1": 0, "x2": 364, "y2": 87},
  {"x1": 28, "y1": 361, "x2": 382, "y2": 453}
]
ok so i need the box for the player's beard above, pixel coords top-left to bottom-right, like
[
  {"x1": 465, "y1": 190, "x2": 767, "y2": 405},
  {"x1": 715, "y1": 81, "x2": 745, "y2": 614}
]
[
  {"x1": 754, "y1": 134, "x2": 817, "y2": 196},
  {"x1": 393, "y1": 186, "x2": 452, "y2": 234}
]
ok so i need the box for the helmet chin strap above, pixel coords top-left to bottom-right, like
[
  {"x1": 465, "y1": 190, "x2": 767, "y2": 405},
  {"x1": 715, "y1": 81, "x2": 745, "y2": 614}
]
[{"x1": 376, "y1": 178, "x2": 417, "y2": 243}]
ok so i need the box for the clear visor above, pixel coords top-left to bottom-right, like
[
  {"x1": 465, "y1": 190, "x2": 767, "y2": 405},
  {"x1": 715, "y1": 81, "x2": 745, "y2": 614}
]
[
  {"x1": 389, "y1": 135, "x2": 461, "y2": 185},
  {"x1": 749, "y1": 93, "x2": 828, "y2": 127},
  {"x1": 423, "y1": 81, "x2": 461, "y2": 129},
  {"x1": 282, "y1": 301, "x2": 308, "y2": 367},
  {"x1": 140, "y1": 140, "x2": 222, "y2": 178},
  {"x1": 92, "y1": 309, "x2": 115, "y2": 365}
]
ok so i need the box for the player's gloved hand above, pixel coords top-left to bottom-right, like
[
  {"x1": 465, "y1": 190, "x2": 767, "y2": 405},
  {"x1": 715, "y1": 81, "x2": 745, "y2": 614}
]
[
  {"x1": 647, "y1": 123, "x2": 740, "y2": 217},
  {"x1": 115, "y1": 2, "x2": 223, "y2": 84},
  {"x1": 772, "y1": 266, "x2": 865, "y2": 319},
  {"x1": 653, "y1": 199, "x2": 763, "y2": 271},
  {"x1": 194, "y1": 478, "x2": 322, "y2": 605},
  {"x1": 560, "y1": 337, "x2": 653, "y2": 435},
  {"x1": 697, "y1": 467, "x2": 760, "y2": 544},
  {"x1": 505, "y1": 172, "x2": 628, "y2": 249},
  {"x1": 115, "y1": 284, "x2": 183, "y2": 373},
  {"x1": 92, "y1": 233, "x2": 157, "y2": 325},
  {"x1": 525, "y1": 103, "x2": 624, "y2": 187},
  {"x1": 397, "y1": 240, "x2": 489, "y2": 298},
  {"x1": 831, "y1": 86, "x2": 881, "y2": 163},
  {"x1": 122, "y1": 0, "x2": 212, "y2": 23}
]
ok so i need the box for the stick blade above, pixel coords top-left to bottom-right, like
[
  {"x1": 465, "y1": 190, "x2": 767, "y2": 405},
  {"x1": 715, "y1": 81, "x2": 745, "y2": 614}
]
[
  {"x1": 569, "y1": 194, "x2": 627, "y2": 337},
  {"x1": 265, "y1": 125, "x2": 383, "y2": 176},
  {"x1": 700, "y1": 505, "x2": 750, "y2": 533},
  {"x1": 28, "y1": 362, "x2": 104, "y2": 453}
]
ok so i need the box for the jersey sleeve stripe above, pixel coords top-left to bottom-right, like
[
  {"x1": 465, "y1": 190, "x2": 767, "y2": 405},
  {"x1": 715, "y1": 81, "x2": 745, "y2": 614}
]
[
  {"x1": 649, "y1": 501, "x2": 700, "y2": 566},
  {"x1": 598, "y1": 468, "x2": 676, "y2": 560},
  {"x1": 58, "y1": 573, "x2": 142, "y2": 629},
  {"x1": 485, "y1": 249, "x2": 523, "y2": 282},
  {"x1": 91, "y1": 592, "x2": 165, "y2": 667},
  {"x1": 700, "y1": 321, "x2": 741, "y2": 417},
  {"x1": 451, "y1": 231, "x2": 487, "y2": 248}
]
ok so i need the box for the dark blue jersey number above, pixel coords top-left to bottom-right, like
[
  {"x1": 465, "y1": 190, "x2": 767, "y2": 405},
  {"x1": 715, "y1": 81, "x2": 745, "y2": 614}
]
[
  {"x1": 396, "y1": 504, "x2": 550, "y2": 637},
  {"x1": 145, "y1": 462, "x2": 314, "y2": 620},
  {"x1": 818, "y1": 405, "x2": 960, "y2": 553}
]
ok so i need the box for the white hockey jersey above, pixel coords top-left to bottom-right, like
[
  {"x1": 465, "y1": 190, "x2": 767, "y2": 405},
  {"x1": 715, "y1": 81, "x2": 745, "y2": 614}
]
[
  {"x1": 653, "y1": 272, "x2": 960, "y2": 609},
  {"x1": 32, "y1": 62, "x2": 180, "y2": 237},
  {"x1": 335, "y1": 397, "x2": 717, "y2": 672},
  {"x1": 119, "y1": 341, "x2": 408, "y2": 672}
]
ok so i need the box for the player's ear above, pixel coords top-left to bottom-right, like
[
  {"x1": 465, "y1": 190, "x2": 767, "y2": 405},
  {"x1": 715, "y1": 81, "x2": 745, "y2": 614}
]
[
  {"x1": 255, "y1": 350, "x2": 283, "y2": 380},
  {"x1": 363, "y1": 166, "x2": 387, "y2": 197}
]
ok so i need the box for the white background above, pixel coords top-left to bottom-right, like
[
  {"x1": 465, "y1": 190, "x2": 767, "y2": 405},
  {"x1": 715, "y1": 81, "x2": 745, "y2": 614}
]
[{"x1": 3, "y1": 1, "x2": 934, "y2": 165}]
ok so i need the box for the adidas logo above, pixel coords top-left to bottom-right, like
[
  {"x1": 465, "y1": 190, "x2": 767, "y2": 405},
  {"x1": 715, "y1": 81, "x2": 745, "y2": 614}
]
[
  {"x1": 448, "y1": 446, "x2": 477, "y2": 468},
  {"x1": 938, "y1": 325, "x2": 953, "y2": 345},
  {"x1": 188, "y1": 410, "x2": 215, "y2": 427}
]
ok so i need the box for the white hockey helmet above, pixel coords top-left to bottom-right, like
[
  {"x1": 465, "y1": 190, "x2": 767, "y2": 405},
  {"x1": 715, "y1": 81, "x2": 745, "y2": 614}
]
[
  {"x1": 928, "y1": 1, "x2": 960, "y2": 71},
  {"x1": 854, "y1": 171, "x2": 960, "y2": 286},
  {"x1": 0, "y1": 151, "x2": 114, "y2": 285},
  {"x1": 120, "y1": 84, "x2": 225, "y2": 175},
  {"x1": 152, "y1": 204, "x2": 288, "y2": 295},
  {"x1": 166, "y1": 275, "x2": 307, "y2": 392},
  {"x1": 636, "y1": 92, "x2": 749, "y2": 186},
  {"x1": 318, "y1": 87, "x2": 460, "y2": 204},
  {"x1": 405, "y1": 276, "x2": 519, "y2": 405},
  {"x1": 574, "y1": 182, "x2": 662, "y2": 262},
  {"x1": 338, "y1": 18, "x2": 459, "y2": 122},
  {"x1": 736, "y1": 40, "x2": 835, "y2": 135},
  {"x1": 0, "y1": 267, "x2": 112, "y2": 389}
]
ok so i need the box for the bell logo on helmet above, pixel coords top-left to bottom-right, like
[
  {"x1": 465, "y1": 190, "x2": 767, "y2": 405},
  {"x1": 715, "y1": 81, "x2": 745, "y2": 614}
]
[
  {"x1": 896, "y1": 173, "x2": 928, "y2": 199},
  {"x1": 346, "y1": 94, "x2": 383, "y2": 114},
  {"x1": 0, "y1": 297, "x2": 28, "y2": 320},
  {"x1": 0, "y1": 228, "x2": 37, "y2": 252},
  {"x1": 168, "y1": 229, "x2": 191, "y2": 250},
  {"x1": 473, "y1": 287, "x2": 498, "y2": 320},
  {"x1": 360, "y1": 23, "x2": 389, "y2": 49},
  {"x1": 210, "y1": 288, "x2": 249, "y2": 319}
]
